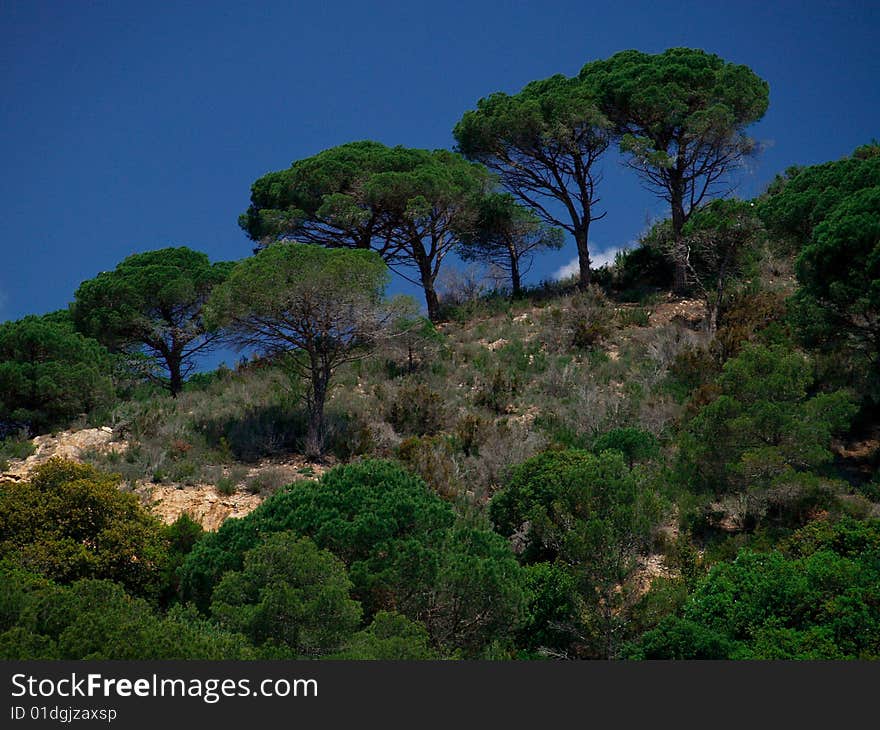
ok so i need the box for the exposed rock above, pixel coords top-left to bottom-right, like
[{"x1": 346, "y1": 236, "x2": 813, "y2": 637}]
[
  {"x1": 0, "y1": 427, "x2": 126, "y2": 484},
  {"x1": 147, "y1": 484, "x2": 263, "y2": 532}
]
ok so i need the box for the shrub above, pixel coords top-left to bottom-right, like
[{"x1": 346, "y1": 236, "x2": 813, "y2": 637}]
[
  {"x1": 331, "y1": 611, "x2": 438, "y2": 659},
  {"x1": 0, "y1": 434, "x2": 36, "y2": 470},
  {"x1": 677, "y1": 344, "x2": 857, "y2": 494},
  {"x1": 0, "y1": 459, "x2": 169, "y2": 599},
  {"x1": 245, "y1": 467, "x2": 289, "y2": 495},
  {"x1": 180, "y1": 460, "x2": 455, "y2": 613},
  {"x1": 386, "y1": 383, "x2": 446, "y2": 437},
  {"x1": 591, "y1": 427, "x2": 660, "y2": 467},
  {"x1": 210, "y1": 533, "x2": 362, "y2": 656}
]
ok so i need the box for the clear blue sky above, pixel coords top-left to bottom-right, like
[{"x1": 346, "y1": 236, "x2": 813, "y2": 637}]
[{"x1": 2, "y1": 0, "x2": 878, "y2": 332}]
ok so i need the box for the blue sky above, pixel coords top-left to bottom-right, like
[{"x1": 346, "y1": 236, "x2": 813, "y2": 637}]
[{"x1": 2, "y1": 1, "x2": 878, "y2": 350}]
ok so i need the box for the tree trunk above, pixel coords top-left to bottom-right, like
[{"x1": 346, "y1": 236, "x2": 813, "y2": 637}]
[
  {"x1": 305, "y1": 372, "x2": 328, "y2": 460},
  {"x1": 574, "y1": 225, "x2": 592, "y2": 290},
  {"x1": 168, "y1": 355, "x2": 183, "y2": 397},
  {"x1": 670, "y1": 184, "x2": 689, "y2": 295},
  {"x1": 509, "y1": 247, "x2": 522, "y2": 297},
  {"x1": 423, "y1": 283, "x2": 441, "y2": 323}
]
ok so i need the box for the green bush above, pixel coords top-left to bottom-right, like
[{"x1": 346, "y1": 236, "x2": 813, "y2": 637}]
[
  {"x1": 180, "y1": 460, "x2": 455, "y2": 613},
  {"x1": 0, "y1": 314, "x2": 114, "y2": 433},
  {"x1": 0, "y1": 568, "x2": 255, "y2": 660},
  {"x1": 633, "y1": 520, "x2": 880, "y2": 659},
  {"x1": 386, "y1": 383, "x2": 446, "y2": 437},
  {"x1": 210, "y1": 533, "x2": 362, "y2": 656},
  {"x1": 591, "y1": 427, "x2": 660, "y2": 466},
  {"x1": 0, "y1": 459, "x2": 170, "y2": 599},
  {"x1": 677, "y1": 344, "x2": 856, "y2": 494}
]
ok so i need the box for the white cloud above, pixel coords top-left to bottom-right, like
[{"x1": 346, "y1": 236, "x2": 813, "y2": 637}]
[{"x1": 552, "y1": 244, "x2": 632, "y2": 280}]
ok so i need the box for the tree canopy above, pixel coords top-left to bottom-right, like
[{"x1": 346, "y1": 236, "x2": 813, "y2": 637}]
[
  {"x1": 0, "y1": 459, "x2": 169, "y2": 599},
  {"x1": 633, "y1": 519, "x2": 880, "y2": 659},
  {"x1": 759, "y1": 148, "x2": 880, "y2": 246},
  {"x1": 210, "y1": 532, "x2": 362, "y2": 656},
  {"x1": 239, "y1": 141, "x2": 489, "y2": 321},
  {"x1": 72, "y1": 247, "x2": 232, "y2": 396},
  {"x1": 582, "y1": 47, "x2": 769, "y2": 290},
  {"x1": 678, "y1": 344, "x2": 856, "y2": 495},
  {"x1": 489, "y1": 448, "x2": 664, "y2": 657},
  {"x1": 791, "y1": 186, "x2": 880, "y2": 396},
  {"x1": 0, "y1": 314, "x2": 113, "y2": 433},
  {"x1": 456, "y1": 192, "x2": 564, "y2": 295},
  {"x1": 757, "y1": 147, "x2": 880, "y2": 398},
  {"x1": 454, "y1": 74, "x2": 611, "y2": 288},
  {"x1": 205, "y1": 243, "x2": 397, "y2": 457}
]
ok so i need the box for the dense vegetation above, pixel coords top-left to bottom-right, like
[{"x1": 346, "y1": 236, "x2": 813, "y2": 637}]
[{"x1": 1, "y1": 47, "x2": 878, "y2": 660}]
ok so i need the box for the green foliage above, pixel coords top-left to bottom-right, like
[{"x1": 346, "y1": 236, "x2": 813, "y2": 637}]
[
  {"x1": 678, "y1": 344, "x2": 856, "y2": 494},
  {"x1": 609, "y1": 245, "x2": 674, "y2": 295},
  {"x1": 0, "y1": 459, "x2": 169, "y2": 599},
  {"x1": 0, "y1": 314, "x2": 113, "y2": 432},
  {"x1": 387, "y1": 383, "x2": 446, "y2": 436},
  {"x1": 790, "y1": 186, "x2": 880, "y2": 395},
  {"x1": 0, "y1": 434, "x2": 36, "y2": 470},
  {"x1": 239, "y1": 141, "x2": 490, "y2": 321},
  {"x1": 490, "y1": 449, "x2": 661, "y2": 562},
  {"x1": 759, "y1": 146, "x2": 880, "y2": 246},
  {"x1": 72, "y1": 247, "x2": 232, "y2": 396},
  {"x1": 331, "y1": 611, "x2": 438, "y2": 659},
  {"x1": 634, "y1": 521, "x2": 880, "y2": 659},
  {"x1": 583, "y1": 48, "x2": 769, "y2": 239},
  {"x1": 181, "y1": 460, "x2": 525, "y2": 655},
  {"x1": 454, "y1": 73, "x2": 611, "y2": 287},
  {"x1": 490, "y1": 449, "x2": 664, "y2": 657},
  {"x1": 591, "y1": 428, "x2": 660, "y2": 467},
  {"x1": 423, "y1": 524, "x2": 528, "y2": 656},
  {"x1": 0, "y1": 567, "x2": 255, "y2": 660},
  {"x1": 517, "y1": 562, "x2": 578, "y2": 655},
  {"x1": 210, "y1": 533, "x2": 362, "y2": 656},
  {"x1": 180, "y1": 460, "x2": 455, "y2": 613}
]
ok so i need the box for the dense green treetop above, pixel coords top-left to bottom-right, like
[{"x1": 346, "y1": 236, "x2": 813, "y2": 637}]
[
  {"x1": 794, "y1": 186, "x2": 880, "y2": 337},
  {"x1": 581, "y1": 47, "x2": 768, "y2": 293},
  {"x1": 72, "y1": 247, "x2": 233, "y2": 395},
  {"x1": 330, "y1": 610, "x2": 439, "y2": 660},
  {"x1": 490, "y1": 449, "x2": 660, "y2": 561},
  {"x1": 239, "y1": 140, "x2": 421, "y2": 250},
  {"x1": 760, "y1": 147, "x2": 880, "y2": 245},
  {"x1": 489, "y1": 448, "x2": 663, "y2": 657},
  {"x1": 179, "y1": 459, "x2": 455, "y2": 611},
  {"x1": 239, "y1": 142, "x2": 489, "y2": 320},
  {"x1": 0, "y1": 459, "x2": 169, "y2": 599},
  {"x1": 454, "y1": 73, "x2": 611, "y2": 287},
  {"x1": 180, "y1": 459, "x2": 526, "y2": 655},
  {"x1": 0, "y1": 568, "x2": 255, "y2": 660},
  {"x1": 582, "y1": 47, "x2": 768, "y2": 214},
  {"x1": 634, "y1": 519, "x2": 880, "y2": 659},
  {"x1": 210, "y1": 532, "x2": 362, "y2": 656},
  {"x1": 678, "y1": 344, "x2": 856, "y2": 493},
  {"x1": 0, "y1": 314, "x2": 113, "y2": 432}
]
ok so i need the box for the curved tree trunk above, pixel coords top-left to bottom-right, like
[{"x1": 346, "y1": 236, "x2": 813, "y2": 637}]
[{"x1": 575, "y1": 225, "x2": 592, "y2": 290}]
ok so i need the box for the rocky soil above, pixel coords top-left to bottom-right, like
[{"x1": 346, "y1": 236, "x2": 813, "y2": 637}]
[{"x1": 0, "y1": 428, "x2": 327, "y2": 531}]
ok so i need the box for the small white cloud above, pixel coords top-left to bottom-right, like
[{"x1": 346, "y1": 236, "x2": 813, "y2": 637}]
[
  {"x1": 553, "y1": 257, "x2": 582, "y2": 281},
  {"x1": 553, "y1": 244, "x2": 633, "y2": 280}
]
